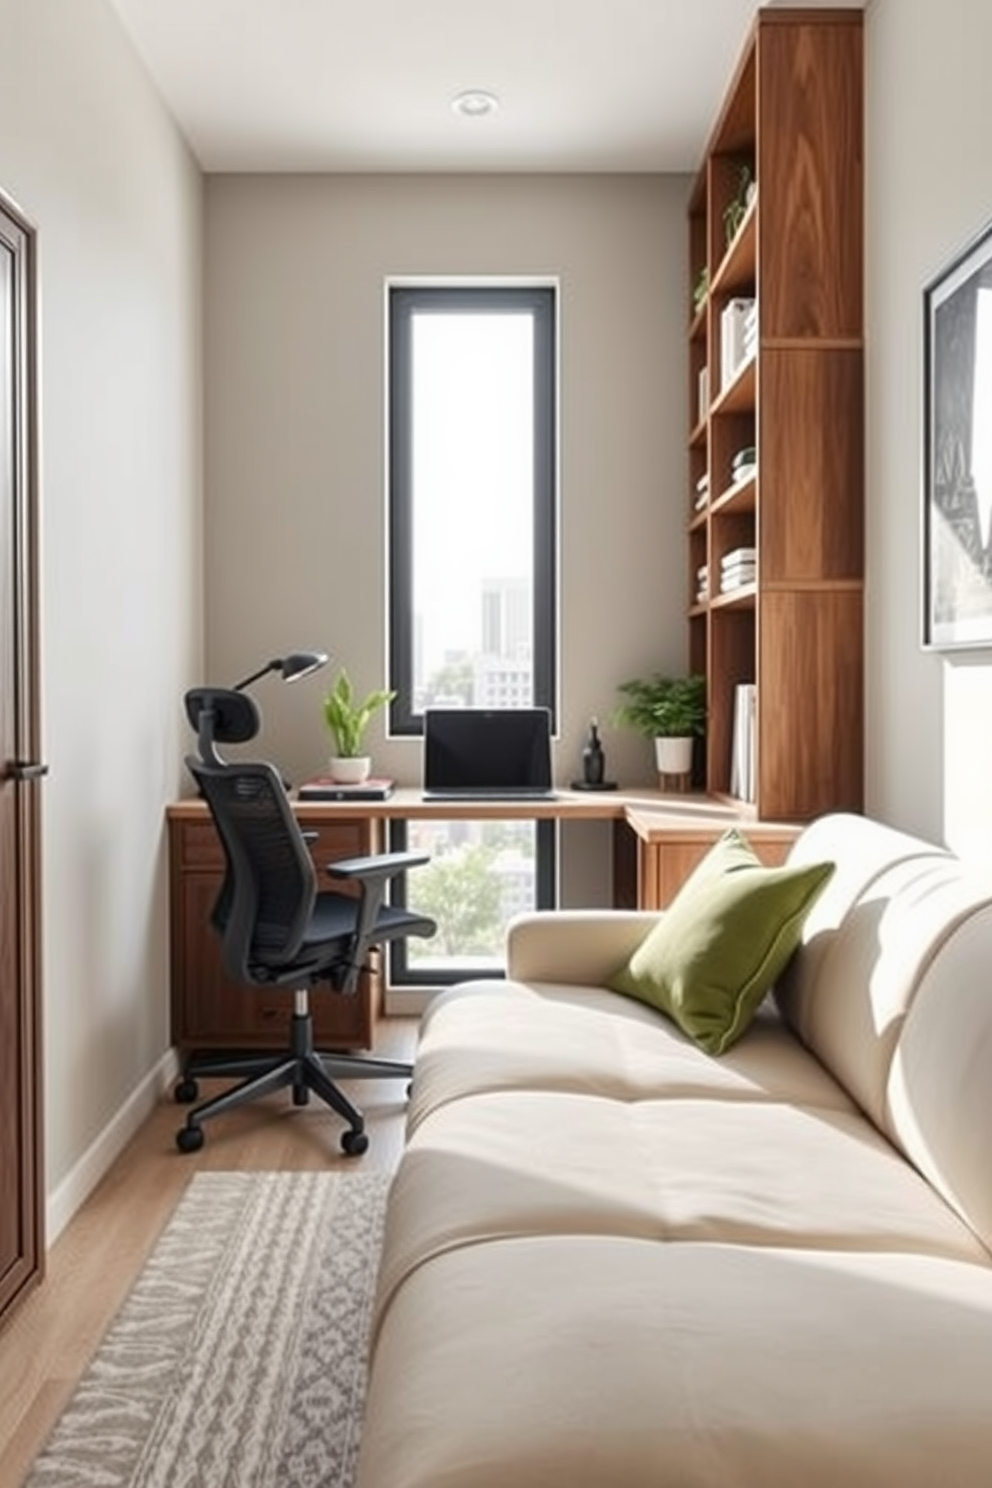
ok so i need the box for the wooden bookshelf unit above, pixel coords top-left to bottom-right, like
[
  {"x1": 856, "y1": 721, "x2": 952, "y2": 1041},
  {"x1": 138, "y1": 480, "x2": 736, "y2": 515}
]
[{"x1": 688, "y1": 8, "x2": 864, "y2": 821}]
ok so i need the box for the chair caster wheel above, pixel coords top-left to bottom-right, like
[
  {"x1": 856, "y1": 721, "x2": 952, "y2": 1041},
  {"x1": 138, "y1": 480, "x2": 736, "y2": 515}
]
[
  {"x1": 341, "y1": 1129, "x2": 369, "y2": 1157},
  {"x1": 174, "y1": 1077, "x2": 199, "y2": 1104},
  {"x1": 176, "y1": 1124, "x2": 205, "y2": 1154}
]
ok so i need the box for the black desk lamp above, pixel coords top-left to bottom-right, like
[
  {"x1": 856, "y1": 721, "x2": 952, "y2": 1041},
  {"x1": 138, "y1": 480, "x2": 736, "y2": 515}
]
[
  {"x1": 231, "y1": 650, "x2": 328, "y2": 692},
  {"x1": 185, "y1": 648, "x2": 329, "y2": 766}
]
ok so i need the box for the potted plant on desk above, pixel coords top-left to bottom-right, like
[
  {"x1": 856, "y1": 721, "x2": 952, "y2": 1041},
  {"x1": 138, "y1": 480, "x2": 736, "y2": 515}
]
[
  {"x1": 322, "y1": 669, "x2": 395, "y2": 784},
  {"x1": 612, "y1": 672, "x2": 707, "y2": 786}
]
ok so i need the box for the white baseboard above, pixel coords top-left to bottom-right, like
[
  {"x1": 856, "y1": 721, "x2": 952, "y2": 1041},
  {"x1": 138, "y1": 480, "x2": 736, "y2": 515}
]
[{"x1": 46, "y1": 1047, "x2": 180, "y2": 1246}]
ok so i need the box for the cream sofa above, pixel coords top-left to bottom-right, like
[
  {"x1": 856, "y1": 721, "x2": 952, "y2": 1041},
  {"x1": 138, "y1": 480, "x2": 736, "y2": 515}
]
[{"x1": 357, "y1": 812, "x2": 992, "y2": 1488}]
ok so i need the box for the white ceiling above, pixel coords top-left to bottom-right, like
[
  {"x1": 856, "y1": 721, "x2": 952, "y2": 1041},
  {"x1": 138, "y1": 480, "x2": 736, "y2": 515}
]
[{"x1": 103, "y1": 0, "x2": 807, "y2": 175}]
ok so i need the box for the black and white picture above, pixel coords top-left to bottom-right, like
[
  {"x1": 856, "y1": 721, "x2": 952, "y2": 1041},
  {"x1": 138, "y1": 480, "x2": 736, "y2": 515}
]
[{"x1": 923, "y1": 218, "x2": 992, "y2": 649}]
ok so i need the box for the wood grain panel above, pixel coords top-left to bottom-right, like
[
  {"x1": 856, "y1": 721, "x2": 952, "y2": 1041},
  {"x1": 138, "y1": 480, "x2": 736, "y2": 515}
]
[
  {"x1": 758, "y1": 18, "x2": 863, "y2": 338},
  {"x1": 759, "y1": 346, "x2": 864, "y2": 581},
  {"x1": 758, "y1": 587, "x2": 864, "y2": 820}
]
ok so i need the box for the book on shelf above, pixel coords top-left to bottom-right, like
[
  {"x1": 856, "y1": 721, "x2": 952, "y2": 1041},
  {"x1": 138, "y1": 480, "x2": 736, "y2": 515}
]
[
  {"x1": 720, "y1": 548, "x2": 757, "y2": 590},
  {"x1": 720, "y1": 297, "x2": 757, "y2": 390},
  {"x1": 297, "y1": 776, "x2": 394, "y2": 802},
  {"x1": 729, "y1": 684, "x2": 756, "y2": 803}
]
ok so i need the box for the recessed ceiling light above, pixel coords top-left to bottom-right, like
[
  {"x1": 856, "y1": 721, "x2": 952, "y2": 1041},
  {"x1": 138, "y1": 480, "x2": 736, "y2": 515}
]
[{"x1": 452, "y1": 89, "x2": 500, "y2": 119}]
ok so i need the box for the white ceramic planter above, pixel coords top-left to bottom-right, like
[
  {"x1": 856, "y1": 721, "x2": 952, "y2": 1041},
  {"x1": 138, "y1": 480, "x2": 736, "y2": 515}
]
[
  {"x1": 329, "y1": 755, "x2": 371, "y2": 784},
  {"x1": 654, "y1": 736, "x2": 693, "y2": 777}
]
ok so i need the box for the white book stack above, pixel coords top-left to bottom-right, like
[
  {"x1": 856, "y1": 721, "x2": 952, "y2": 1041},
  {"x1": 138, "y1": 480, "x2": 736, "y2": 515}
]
[
  {"x1": 694, "y1": 472, "x2": 710, "y2": 512},
  {"x1": 720, "y1": 546, "x2": 757, "y2": 593},
  {"x1": 720, "y1": 297, "x2": 757, "y2": 390},
  {"x1": 695, "y1": 563, "x2": 709, "y2": 604},
  {"x1": 730, "y1": 682, "x2": 757, "y2": 803}
]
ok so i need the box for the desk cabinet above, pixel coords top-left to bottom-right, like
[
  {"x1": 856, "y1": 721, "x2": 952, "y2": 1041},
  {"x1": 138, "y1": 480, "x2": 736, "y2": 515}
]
[
  {"x1": 617, "y1": 809, "x2": 801, "y2": 910},
  {"x1": 168, "y1": 808, "x2": 383, "y2": 1055}
]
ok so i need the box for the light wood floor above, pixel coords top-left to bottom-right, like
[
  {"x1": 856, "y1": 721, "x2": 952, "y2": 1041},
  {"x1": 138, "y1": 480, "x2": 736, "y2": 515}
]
[{"x1": 0, "y1": 1018, "x2": 418, "y2": 1487}]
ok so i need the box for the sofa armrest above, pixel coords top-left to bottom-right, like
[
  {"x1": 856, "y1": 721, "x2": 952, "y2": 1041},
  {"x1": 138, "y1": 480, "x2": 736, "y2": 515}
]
[{"x1": 506, "y1": 909, "x2": 660, "y2": 986}]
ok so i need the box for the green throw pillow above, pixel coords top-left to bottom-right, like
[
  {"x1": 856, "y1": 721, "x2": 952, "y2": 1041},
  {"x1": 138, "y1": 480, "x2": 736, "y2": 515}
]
[{"x1": 609, "y1": 828, "x2": 834, "y2": 1055}]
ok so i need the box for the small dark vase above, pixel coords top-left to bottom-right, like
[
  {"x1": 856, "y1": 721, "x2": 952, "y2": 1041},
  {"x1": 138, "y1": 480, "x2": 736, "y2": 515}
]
[{"x1": 582, "y1": 719, "x2": 605, "y2": 787}]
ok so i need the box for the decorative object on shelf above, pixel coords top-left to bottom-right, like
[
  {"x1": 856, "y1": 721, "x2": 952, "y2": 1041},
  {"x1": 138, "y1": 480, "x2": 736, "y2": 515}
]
[
  {"x1": 692, "y1": 264, "x2": 709, "y2": 314},
  {"x1": 322, "y1": 669, "x2": 395, "y2": 784},
  {"x1": 723, "y1": 162, "x2": 755, "y2": 247},
  {"x1": 185, "y1": 648, "x2": 329, "y2": 767},
  {"x1": 570, "y1": 717, "x2": 618, "y2": 792},
  {"x1": 612, "y1": 673, "x2": 706, "y2": 789},
  {"x1": 582, "y1": 718, "x2": 605, "y2": 785},
  {"x1": 730, "y1": 444, "x2": 757, "y2": 485},
  {"x1": 922, "y1": 213, "x2": 992, "y2": 649}
]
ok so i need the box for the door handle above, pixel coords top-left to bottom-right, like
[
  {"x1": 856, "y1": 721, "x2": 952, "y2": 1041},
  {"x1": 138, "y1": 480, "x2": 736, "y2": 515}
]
[{"x1": 8, "y1": 761, "x2": 49, "y2": 781}]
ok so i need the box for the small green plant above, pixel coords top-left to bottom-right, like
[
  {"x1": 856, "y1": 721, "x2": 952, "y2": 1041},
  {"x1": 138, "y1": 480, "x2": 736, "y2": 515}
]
[
  {"x1": 723, "y1": 162, "x2": 754, "y2": 246},
  {"x1": 322, "y1": 669, "x2": 395, "y2": 757},
  {"x1": 612, "y1": 673, "x2": 707, "y2": 739}
]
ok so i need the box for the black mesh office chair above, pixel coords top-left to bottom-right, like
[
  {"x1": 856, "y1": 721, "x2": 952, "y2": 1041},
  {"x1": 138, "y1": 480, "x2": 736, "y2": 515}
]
[{"x1": 175, "y1": 756, "x2": 436, "y2": 1157}]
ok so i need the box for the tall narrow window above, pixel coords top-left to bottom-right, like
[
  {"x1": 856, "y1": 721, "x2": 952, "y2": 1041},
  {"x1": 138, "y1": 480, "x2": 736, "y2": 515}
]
[
  {"x1": 387, "y1": 284, "x2": 558, "y2": 986},
  {"x1": 388, "y1": 284, "x2": 557, "y2": 728}
]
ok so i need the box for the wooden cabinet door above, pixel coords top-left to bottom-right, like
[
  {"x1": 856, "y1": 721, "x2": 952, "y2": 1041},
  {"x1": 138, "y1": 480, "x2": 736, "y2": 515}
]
[{"x1": 0, "y1": 192, "x2": 43, "y2": 1328}]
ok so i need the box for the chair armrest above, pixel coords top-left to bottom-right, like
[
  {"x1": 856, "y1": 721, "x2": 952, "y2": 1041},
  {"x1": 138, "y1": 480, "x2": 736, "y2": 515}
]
[
  {"x1": 506, "y1": 909, "x2": 662, "y2": 986},
  {"x1": 324, "y1": 850, "x2": 429, "y2": 883}
]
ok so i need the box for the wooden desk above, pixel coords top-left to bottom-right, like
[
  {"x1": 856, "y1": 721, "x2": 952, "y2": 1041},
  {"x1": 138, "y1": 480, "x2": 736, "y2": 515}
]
[{"x1": 167, "y1": 791, "x2": 801, "y2": 1057}]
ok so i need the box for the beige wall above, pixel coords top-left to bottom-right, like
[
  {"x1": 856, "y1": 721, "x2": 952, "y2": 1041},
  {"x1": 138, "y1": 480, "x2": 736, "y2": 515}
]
[
  {"x1": 865, "y1": 0, "x2": 992, "y2": 863},
  {"x1": 0, "y1": 0, "x2": 203, "y2": 1228},
  {"x1": 203, "y1": 173, "x2": 691, "y2": 809}
]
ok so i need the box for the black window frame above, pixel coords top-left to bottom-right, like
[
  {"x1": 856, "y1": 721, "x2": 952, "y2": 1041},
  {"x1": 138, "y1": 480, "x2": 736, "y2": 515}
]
[
  {"x1": 386, "y1": 282, "x2": 559, "y2": 987},
  {"x1": 387, "y1": 283, "x2": 558, "y2": 732}
]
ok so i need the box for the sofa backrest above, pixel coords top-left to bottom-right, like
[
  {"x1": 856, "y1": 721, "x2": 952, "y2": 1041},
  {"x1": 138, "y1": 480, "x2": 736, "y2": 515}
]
[{"x1": 776, "y1": 812, "x2": 992, "y2": 1254}]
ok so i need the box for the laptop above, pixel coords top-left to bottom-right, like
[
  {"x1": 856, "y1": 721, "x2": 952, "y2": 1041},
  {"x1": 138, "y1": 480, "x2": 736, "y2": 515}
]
[{"x1": 422, "y1": 707, "x2": 555, "y2": 801}]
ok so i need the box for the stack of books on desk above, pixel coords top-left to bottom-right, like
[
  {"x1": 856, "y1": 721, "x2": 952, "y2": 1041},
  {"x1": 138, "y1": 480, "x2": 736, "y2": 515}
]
[
  {"x1": 297, "y1": 776, "x2": 394, "y2": 801},
  {"x1": 720, "y1": 547, "x2": 757, "y2": 593}
]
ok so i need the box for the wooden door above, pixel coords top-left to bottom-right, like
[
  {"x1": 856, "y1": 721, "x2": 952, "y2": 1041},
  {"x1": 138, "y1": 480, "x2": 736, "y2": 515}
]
[{"x1": 0, "y1": 189, "x2": 44, "y2": 1329}]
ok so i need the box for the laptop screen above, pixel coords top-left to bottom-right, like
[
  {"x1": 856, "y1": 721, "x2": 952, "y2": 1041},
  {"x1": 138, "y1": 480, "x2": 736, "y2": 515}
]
[{"x1": 423, "y1": 708, "x2": 553, "y2": 795}]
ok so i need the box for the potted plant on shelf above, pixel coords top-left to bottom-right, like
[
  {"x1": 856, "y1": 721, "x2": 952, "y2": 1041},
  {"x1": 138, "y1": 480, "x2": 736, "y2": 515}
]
[
  {"x1": 322, "y1": 669, "x2": 395, "y2": 784},
  {"x1": 612, "y1": 672, "x2": 707, "y2": 782}
]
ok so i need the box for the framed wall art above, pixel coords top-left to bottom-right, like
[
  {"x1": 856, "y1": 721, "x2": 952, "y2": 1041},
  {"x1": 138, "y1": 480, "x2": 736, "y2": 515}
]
[{"x1": 923, "y1": 216, "x2": 992, "y2": 649}]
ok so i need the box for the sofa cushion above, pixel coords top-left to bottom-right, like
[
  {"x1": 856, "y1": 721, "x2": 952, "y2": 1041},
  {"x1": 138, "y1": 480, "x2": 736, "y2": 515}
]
[
  {"x1": 360, "y1": 1237, "x2": 992, "y2": 1488},
  {"x1": 408, "y1": 982, "x2": 855, "y2": 1134},
  {"x1": 607, "y1": 830, "x2": 834, "y2": 1054},
  {"x1": 775, "y1": 810, "x2": 953, "y2": 1041},
  {"x1": 378, "y1": 1092, "x2": 987, "y2": 1316}
]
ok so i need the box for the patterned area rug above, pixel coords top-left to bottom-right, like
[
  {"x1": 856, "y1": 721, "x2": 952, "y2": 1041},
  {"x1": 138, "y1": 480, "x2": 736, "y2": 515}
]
[{"x1": 24, "y1": 1170, "x2": 390, "y2": 1488}]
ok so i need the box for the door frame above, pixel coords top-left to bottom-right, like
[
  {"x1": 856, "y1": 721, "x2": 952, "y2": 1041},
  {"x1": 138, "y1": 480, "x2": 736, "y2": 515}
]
[{"x1": 0, "y1": 184, "x2": 44, "y2": 1327}]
